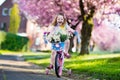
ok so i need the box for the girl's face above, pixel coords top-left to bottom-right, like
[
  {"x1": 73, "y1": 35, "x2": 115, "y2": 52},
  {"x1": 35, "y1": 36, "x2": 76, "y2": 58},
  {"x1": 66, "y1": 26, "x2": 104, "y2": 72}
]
[{"x1": 56, "y1": 15, "x2": 64, "y2": 26}]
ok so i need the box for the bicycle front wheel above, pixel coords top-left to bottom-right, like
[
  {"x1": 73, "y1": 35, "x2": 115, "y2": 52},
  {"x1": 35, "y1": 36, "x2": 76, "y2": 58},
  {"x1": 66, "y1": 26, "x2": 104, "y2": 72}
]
[{"x1": 55, "y1": 51, "x2": 64, "y2": 77}]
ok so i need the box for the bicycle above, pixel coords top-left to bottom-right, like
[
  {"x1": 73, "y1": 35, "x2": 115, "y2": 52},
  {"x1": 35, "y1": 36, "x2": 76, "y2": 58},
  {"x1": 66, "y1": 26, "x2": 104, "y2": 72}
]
[
  {"x1": 45, "y1": 42, "x2": 71, "y2": 77},
  {"x1": 45, "y1": 31, "x2": 80, "y2": 77}
]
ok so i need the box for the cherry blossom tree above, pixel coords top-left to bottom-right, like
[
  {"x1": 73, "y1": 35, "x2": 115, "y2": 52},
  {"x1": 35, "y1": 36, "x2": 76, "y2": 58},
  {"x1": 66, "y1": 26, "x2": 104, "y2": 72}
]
[
  {"x1": 18, "y1": 0, "x2": 120, "y2": 54},
  {"x1": 18, "y1": 0, "x2": 80, "y2": 26},
  {"x1": 79, "y1": 0, "x2": 120, "y2": 54}
]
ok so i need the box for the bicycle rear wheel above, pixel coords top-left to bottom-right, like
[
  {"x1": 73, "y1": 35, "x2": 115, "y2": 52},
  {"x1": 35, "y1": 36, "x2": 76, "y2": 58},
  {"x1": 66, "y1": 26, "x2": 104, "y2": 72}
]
[{"x1": 55, "y1": 51, "x2": 63, "y2": 77}]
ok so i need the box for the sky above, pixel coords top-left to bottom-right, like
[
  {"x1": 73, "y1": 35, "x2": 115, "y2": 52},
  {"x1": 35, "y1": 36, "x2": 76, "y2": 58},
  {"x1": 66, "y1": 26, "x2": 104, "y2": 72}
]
[{"x1": 0, "y1": 0, "x2": 5, "y2": 6}]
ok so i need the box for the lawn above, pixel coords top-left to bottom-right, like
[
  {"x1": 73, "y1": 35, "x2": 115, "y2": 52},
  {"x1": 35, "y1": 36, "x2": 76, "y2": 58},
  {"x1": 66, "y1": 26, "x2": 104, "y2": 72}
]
[
  {"x1": 0, "y1": 50, "x2": 120, "y2": 80},
  {"x1": 22, "y1": 52, "x2": 120, "y2": 80}
]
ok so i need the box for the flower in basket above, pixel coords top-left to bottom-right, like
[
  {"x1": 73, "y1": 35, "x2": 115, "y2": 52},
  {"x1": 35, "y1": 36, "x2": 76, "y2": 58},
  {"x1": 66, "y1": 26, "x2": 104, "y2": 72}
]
[{"x1": 47, "y1": 29, "x2": 70, "y2": 43}]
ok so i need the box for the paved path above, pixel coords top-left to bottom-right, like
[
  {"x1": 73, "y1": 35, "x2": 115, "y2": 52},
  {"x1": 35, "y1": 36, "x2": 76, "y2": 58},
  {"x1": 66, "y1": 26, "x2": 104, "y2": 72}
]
[{"x1": 0, "y1": 54, "x2": 74, "y2": 80}]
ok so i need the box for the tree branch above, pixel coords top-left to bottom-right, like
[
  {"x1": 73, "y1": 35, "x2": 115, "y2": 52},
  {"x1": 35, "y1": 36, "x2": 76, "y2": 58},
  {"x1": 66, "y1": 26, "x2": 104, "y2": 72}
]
[{"x1": 79, "y1": 0, "x2": 85, "y2": 20}]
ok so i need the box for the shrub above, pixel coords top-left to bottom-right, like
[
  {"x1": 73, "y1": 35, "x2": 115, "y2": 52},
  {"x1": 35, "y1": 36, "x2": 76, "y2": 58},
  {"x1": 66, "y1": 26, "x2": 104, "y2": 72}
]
[{"x1": 0, "y1": 31, "x2": 29, "y2": 51}]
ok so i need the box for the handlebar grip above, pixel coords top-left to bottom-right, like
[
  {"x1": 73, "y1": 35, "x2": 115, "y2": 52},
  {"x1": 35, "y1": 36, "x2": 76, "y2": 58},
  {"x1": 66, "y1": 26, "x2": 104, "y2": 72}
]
[{"x1": 43, "y1": 32, "x2": 49, "y2": 44}]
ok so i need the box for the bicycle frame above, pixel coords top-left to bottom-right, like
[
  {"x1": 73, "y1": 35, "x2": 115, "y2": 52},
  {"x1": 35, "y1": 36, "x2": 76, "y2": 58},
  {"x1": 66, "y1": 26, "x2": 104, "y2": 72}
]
[{"x1": 52, "y1": 42, "x2": 65, "y2": 77}]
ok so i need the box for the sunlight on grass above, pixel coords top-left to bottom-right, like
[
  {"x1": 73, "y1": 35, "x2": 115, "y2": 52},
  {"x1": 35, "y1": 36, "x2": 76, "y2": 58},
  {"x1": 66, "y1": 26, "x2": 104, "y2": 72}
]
[
  {"x1": 61, "y1": 53, "x2": 120, "y2": 71},
  {"x1": 28, "y1": 58, "x2": 50, "y2": 64},
  {"x1": 80, "y1": 54, "x2": 120, "y2": 60},
  {"x1": 23, "y1": 52, "x2": 51, "y2": 67},
  {"x1": 27, "y1": 58, "x2": 50, "y2": 68},
  {"x1": 64, "y1": 53, "x2": 120, "y2": 80},
  {"x1": 23, "y1": 52, "x2": 50, "y2": 56},
  {"x1": 0, "y1": 50, "x2": 27, "y2": 55},
  {"x1": 65, "y1": 59, "x2": 106, "y2": 69},
  {"x1": 0, "y1": 50, "x2": 16, "y2": 53}
]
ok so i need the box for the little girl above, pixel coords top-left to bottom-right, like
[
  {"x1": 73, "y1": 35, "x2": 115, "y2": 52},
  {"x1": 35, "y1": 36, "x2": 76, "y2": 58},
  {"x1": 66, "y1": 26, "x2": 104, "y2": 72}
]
[{"x1": 47, "y1": 13, "x2": 76, "y2": 69}]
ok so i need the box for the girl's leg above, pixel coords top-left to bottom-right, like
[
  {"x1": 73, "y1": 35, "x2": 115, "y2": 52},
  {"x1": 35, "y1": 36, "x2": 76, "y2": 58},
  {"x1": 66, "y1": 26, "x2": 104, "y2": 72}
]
[
  {"x1": 72, "y1": 36, "x2": 77, "y2": 52},
  {"x1": 65, "y1": 39, "x2": 70, "y2": 53},
  {"x1": 77, "y1": 42, "x2": 81, "y2": 53},
  {"x1": 51, "y1": 50, "x2": 56, "y2": 65},
  {"x1": 64, "y1": 39, "x2": 70, "y2": 58},
  {"x1": 47, "y1": 50, "x2": 56, "y2": 69}
]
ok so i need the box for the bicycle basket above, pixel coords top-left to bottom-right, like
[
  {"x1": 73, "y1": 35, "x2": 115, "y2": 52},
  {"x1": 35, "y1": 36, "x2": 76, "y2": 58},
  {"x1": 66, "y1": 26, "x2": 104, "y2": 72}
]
[{"x1": 51, "y1": 42, "x2": 65, "y2": 51}]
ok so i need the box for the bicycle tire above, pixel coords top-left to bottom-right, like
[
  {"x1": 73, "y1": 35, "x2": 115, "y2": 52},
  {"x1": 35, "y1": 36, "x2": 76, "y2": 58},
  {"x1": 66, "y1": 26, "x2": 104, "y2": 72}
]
[{"x1": 55, "y1": 51, "x2": 63, "y2": 77}]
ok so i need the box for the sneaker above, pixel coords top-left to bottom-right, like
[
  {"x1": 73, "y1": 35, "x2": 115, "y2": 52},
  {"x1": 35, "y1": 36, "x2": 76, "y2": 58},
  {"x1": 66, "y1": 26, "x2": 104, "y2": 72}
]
[
  {"x1": 45, "y1": 68, "x2": 49, "y2": 75},
  {"x1": 47, "y1": 64, "x2": 53, "y2": 69},
  {"x1": 72, "y1": 47, "x2": 76, "y2": 52},
  {"x1": 64, "y1": 53, "x2": 71, "y2": 58},
  {"x1": 67, "y1": 69, "x2": 72, "y2": 76}
]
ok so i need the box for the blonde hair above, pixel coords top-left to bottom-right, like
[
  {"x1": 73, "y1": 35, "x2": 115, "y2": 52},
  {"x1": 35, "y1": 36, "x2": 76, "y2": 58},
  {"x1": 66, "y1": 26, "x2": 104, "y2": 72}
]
[{"x1": 51, "y1": 13, "x2": 67, "y2": 27}]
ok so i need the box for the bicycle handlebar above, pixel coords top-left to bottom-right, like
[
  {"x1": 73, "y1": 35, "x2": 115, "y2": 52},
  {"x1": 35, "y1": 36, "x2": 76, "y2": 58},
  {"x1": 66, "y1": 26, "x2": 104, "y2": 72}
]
[{"x1": 43, "y1": 31, "x2": 81, "y2": 44}]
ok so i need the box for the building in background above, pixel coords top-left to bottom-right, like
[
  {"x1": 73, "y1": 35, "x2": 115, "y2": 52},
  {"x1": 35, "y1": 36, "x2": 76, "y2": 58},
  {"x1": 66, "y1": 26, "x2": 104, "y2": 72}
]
[
  {"x1": 0, "y1": 0, "x2": 50, "y2": 51},
  {"x1": 0, "y1": 0, "x2": 27, "y2": 33}
]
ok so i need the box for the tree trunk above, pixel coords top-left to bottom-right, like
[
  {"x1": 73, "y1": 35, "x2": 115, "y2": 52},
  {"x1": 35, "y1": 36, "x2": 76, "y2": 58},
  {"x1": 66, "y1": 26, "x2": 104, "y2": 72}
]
[
  {"x1": 80, "y1": 20, "x2": 93, "y2": 55},
  {"x1": 79, "y1": 0, "x2": 95, "y2": 55}
]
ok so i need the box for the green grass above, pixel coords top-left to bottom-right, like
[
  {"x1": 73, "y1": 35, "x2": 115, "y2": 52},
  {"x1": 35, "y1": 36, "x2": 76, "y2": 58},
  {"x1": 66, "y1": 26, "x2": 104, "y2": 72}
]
[
  {"x1": 23, "y1": 52, "x2": 51, "y2": 68},
  {"x1": 22, "y1": 52, "x2": 120, "y2": 80},
  {"x1": 65, "y1": 53, "x2": 120, "y2": 80},
  {"x1": 1, "y1": 50, "x2": 120, "y2": 80}
]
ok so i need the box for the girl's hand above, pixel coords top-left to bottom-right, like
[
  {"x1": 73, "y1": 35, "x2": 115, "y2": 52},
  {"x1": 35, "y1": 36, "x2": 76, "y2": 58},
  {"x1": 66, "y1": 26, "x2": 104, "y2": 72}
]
[{"x1": 74, "y1": 31, "x2": 78, "y2": 36}]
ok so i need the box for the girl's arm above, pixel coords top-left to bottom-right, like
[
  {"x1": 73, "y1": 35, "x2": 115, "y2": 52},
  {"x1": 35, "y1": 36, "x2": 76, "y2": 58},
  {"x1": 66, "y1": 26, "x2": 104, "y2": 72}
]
[
  {"x1": 66, "y1": 23, "x2": 81, "y2": 43},
  {"x1": 66, "y1": 23, "x2": 75, "y2": 33}
]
